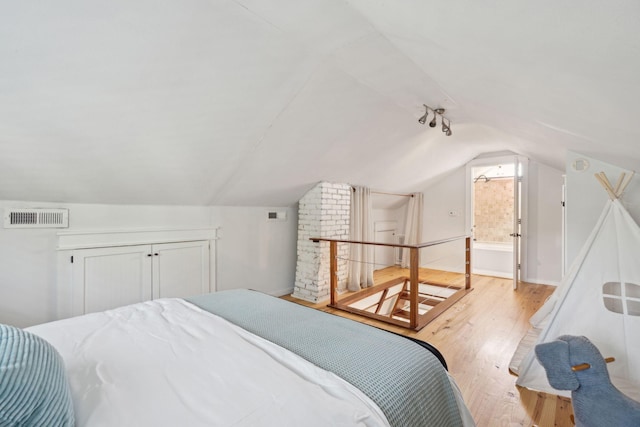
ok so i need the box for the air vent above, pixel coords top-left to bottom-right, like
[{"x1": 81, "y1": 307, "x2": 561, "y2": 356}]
[
  {"x1": 4, "y1": 208, "x2": 69, "y2": 229},
  {"x1": 266, "y1": 210, "x2": 287, "y2": 221}
]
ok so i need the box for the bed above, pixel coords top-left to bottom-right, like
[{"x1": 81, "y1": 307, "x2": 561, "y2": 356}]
[{"x1": 1, "y1": 289, "x2": 474, "y2": 426}]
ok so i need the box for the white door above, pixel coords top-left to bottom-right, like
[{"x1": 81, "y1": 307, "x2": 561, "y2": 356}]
[
  {"x1": 72, "y1": 245, "x2": 152, "y2": 316},
  {"x1": 152, "y1": 241, "x2": 210, "y2": 299},
  {"x1": 512, "y1": 157, "x2": 523, "y2": 289},
  {"x1": 373, "y1": 221, "x2": 397, "y2": 268}
]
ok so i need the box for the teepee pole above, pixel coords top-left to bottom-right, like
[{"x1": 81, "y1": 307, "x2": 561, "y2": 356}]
[
  {"x1": 595, "y1": 172, "x2": 617, "y2": 200},
  {"x1": 616, "y1": 171, "x2": 635, "y2": 198},
  {"x1": 595, "y1": 171, "x2": 635, "y2": 200},
  {"x1": 614, "y1": 172, "x2": 627, "y2": 195}
]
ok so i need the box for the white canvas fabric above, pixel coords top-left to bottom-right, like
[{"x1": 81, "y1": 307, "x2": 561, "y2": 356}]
[
  {"x1": 516, "y1": 199, "x2": 640, "y2": 400},
  {"x1": 348, "y1": 186, "x2": 374, "y2": 291},
  {"x1": 401, "y1": 192, "x2": 424, "y2": 268}
]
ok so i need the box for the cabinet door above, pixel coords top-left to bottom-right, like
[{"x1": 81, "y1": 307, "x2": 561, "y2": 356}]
[
  {"x1": 152, "y1": 241, "x2": 210, "y2": 299},
  {"x1": 72, "y1": 245, "x2": 153, "y2": 316}
]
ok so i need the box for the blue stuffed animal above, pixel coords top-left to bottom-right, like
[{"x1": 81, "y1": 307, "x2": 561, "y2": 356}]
[{"x1": 535, "y1": 335, "x2": 640, "y2": 427}]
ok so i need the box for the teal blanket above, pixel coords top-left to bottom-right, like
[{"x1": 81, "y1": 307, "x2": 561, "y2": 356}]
[{"x1": 187, "y1": 289, "x2": 464, "y2": 427}]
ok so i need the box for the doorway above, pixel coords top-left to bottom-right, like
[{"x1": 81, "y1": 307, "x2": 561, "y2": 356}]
[
  {"x1": 466, "y1": 155, "x2": 527, "y2": 289},
  {"x1": 371, "y1": 193, "x2": 410, "y2": 270}
]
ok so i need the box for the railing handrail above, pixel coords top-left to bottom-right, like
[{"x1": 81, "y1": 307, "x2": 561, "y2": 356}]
[{"x1": 309, "y1": 235, "x2": 470, "y2": 249}]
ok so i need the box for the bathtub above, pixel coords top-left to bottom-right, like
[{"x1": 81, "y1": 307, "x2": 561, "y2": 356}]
[{"x1": 472, "y1": 241, "x2": 513, "y2": 278}]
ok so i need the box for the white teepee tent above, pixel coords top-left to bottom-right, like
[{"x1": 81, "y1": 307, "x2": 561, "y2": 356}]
[{"x1": 516, "y1": 172, "x2": 640, "y2": 400}]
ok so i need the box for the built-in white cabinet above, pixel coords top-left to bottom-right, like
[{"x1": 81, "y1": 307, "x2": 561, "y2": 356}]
[
  {"x1": 151, "y1": 241, "x2": 210, "y2": 299},
  {"x1": 57, "y1": 228, "x2": 217, "y2": 318},
  {"x1": 71, "y1": 241, "x2": 210, "y2": 316},
  {"x1": 72, "y1": 245, "x2": 153, "y2": 315}
]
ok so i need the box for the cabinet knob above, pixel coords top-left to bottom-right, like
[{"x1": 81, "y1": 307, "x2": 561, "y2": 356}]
[
  {"x1": 154, "y1": 253, "x2": 159, "y2": 256},
  {"x1": 147, "y1": 254, "x2": 152, "y2": 257}
]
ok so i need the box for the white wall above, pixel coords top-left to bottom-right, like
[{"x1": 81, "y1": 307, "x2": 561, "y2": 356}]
[
  {"x1": 0, "y1": 200, "x2": 298, "y2": 327},
  {"x1": 0, "y1": 223, "x2": 61, "y2": 328},
  {"x1": 525, "y1": 161, "x2": 564, "y2": 285},
  {"x1": 212, "y1": 206, "x2": 298, "y2": 298},
  {"x1": 423, "y1": 167, "x2": 468, "y2": 240},
  {"x1": 418, "y1": 159, "x2": 564, "y2": 285},
  {"x1": 565, "y1": 151, "x2": 640, "y2": 269},
  {"x1": 420, "y1": 167, "x2": 468, "y2": 272}
]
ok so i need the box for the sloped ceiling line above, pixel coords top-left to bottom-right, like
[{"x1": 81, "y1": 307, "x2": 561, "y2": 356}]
[
  {"x1": 331, "y1": 36, "x2": 451, "y2": 120},
  {"x1": 230, "y1": 0, "x2": 285, "y2": 32},
  {"x1": 341, "y1": 2, "x2": 459, "y2": 120},
  {"x1": 206, "y1": 66, "x2": 317, "y2": 205}
]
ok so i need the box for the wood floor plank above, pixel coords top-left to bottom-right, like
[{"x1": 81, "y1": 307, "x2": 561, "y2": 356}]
[{"x1": 283, "y1": 267, "x2": 572, "y2": 427}]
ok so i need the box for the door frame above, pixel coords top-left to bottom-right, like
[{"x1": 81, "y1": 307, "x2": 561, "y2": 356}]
[{"x1": 465, "y1": 154, "x2": 528, "y2": 288}]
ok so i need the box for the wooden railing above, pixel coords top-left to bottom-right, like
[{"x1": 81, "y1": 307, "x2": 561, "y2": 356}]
[{"x1": 310, "y1": 235, "x2": 472, "y2": 330}]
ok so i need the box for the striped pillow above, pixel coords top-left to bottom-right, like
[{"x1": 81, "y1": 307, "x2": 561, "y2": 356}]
[{"x1": 0, "y1": 324, "x2": 74, "y2": 426}]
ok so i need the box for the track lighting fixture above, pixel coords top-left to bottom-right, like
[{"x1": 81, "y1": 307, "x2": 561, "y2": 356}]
[
  {"x1": 418, "y1": 109, "x2": 428, "y2": 125},
  {"x1": 442, "y1": 117, "x2": 452, "y2": 136},
  {"x1": 418, "y1": 105, "x2": 452, "y2": 136}
]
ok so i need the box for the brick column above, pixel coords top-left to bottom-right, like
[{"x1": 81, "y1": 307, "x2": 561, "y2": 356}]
[{"x1": 293, "y1": 182, "x2": 350, "y2": 302}]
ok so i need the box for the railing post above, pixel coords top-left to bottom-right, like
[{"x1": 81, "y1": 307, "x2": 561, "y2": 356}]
[
  {"x1": 330, "y1": 240, "x2": 337, "y2": 306},
  {"x1": 409, "y1": 246, "x2": 419, "y2": 329}
]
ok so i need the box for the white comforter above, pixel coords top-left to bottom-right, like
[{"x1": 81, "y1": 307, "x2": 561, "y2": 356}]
[{"x1": 28, "y1": 299, "x2": 390, "y2": 427}]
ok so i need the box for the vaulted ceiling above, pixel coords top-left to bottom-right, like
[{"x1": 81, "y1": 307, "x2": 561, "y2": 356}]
[{"x1": 2, "y1": 1, "x2": 639, "y2": 206}]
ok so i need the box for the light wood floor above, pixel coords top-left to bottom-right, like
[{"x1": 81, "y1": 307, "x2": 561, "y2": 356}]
[{"x1": 283, "y1": 267, "x2": 573, "y2": 427}]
